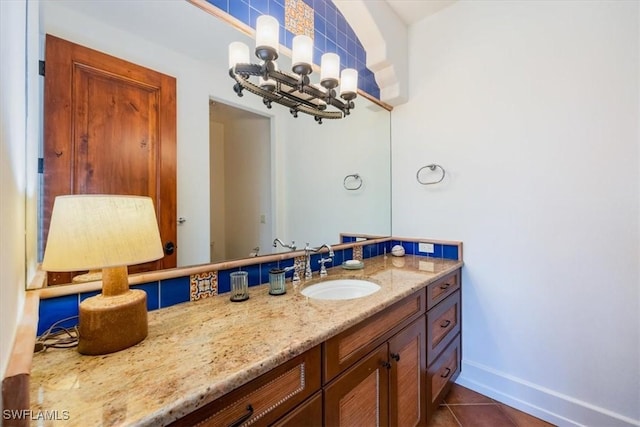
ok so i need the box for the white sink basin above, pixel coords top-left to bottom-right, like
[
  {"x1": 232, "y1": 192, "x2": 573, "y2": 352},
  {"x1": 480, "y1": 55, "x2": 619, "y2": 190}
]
[{"x1": 301, "y1": 279, "x2": 381, "y2": 300}]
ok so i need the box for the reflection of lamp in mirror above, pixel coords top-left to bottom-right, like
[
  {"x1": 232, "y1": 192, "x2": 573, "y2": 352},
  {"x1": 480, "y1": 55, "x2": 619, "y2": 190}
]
[
  {"x1": 228, "y1": 14, "x2": 358, "y2": 123},
  {"x1": 41, "y1": 195, "x2": 164, "y2": 355}
]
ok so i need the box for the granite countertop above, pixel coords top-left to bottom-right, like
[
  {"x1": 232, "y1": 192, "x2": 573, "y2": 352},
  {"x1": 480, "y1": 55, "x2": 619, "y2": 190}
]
[{"x1": 29, "y1": 255, "x2": 462, "y2": 426}]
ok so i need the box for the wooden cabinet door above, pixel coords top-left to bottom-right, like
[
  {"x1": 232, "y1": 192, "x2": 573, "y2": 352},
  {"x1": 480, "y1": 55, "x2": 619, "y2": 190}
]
[
  {"x1": 43, "y1": 34, "x2": 177, "y2": 284},
  {"x1": 388, "y1": 317, "x2": 426, "y2": 427},
  {"x1": 324, "y1": 345, "x2": 389, "y2": 427}
]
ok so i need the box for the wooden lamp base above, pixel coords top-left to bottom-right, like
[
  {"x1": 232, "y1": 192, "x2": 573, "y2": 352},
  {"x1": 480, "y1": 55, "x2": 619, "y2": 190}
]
[{"x1": 77, "y1": 266, "x2": 148, "y2": 355}]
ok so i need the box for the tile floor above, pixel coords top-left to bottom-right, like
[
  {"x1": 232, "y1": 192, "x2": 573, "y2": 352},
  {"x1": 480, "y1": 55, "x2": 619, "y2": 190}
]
[{"x1": 430, "y1": 383, "x2": 556, "y2": 427}]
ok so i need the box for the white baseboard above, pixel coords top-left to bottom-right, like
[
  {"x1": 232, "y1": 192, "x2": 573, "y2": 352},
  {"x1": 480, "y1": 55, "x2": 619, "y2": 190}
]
[{"x1": 456, "y1": 360, "x2": 640, "y2": 427}]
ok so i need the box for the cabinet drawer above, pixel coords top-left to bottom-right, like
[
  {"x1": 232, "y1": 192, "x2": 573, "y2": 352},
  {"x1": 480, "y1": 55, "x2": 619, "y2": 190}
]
[
  {"x1": 271, "y1": 391, "x2": 322, "y2": 427},
  {"x1": 427, "y1": 290, "x2": 461, "y2": 365},
  {"x1": 323, "y1": 289, "x2": 426, "y2": 383},
  {"x1": 426, "y1": 270, "x2": 460, "y2": 310},
  {"x1": 426, "y1": 334, "x2": 461, "y2": 417},
  {"x1": 170, "y1": 346, "x2": 321, "y2": 427}
]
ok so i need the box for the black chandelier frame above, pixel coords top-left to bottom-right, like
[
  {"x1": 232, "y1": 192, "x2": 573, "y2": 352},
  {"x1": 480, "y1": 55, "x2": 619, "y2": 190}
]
[{"x1": 229, "y1": 60, "x2": 356, "y2": 124}]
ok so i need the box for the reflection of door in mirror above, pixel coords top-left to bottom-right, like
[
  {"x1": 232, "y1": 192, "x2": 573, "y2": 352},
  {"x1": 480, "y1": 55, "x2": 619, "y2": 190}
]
[
  {"x1": 209, "y1": 101, "x2": 272, "y2": 262},
  {"x1": 43, "y1": 35, "x2": 177, "y2": 285}
]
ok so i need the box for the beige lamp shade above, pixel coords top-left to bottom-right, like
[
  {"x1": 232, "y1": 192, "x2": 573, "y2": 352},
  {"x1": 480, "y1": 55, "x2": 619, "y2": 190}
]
[{"x1": 42, "y1": 195, "x2": 164, "y2": 272}]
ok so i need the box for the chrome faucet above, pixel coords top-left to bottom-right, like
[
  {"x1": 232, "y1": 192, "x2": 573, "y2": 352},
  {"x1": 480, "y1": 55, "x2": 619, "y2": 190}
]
[
  {"x1": 304, "y1": 243, "x2": 334, "y2": 280},
  {"x1": 273, "y1": 238, "x2": 296, "y2": 251}
]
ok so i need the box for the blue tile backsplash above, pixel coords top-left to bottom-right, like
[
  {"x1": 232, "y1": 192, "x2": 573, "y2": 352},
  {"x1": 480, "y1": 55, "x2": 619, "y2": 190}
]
[
  {"x1": 35, "y1": 237, "x2": 460, "y2": 338},
  {"x1": 205, "y1": 0, "x2": 381, "y2": 99}
]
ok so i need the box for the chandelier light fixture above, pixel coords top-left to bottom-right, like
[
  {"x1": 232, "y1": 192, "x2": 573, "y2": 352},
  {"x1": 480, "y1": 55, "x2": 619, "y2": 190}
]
[{"x1": 228, "y1": 15, "x2": 358, "y2": 124}]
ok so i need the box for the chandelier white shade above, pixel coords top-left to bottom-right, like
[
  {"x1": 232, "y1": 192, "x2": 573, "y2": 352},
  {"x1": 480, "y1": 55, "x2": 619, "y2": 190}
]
[
  {"x1": 255, "y1": 15, "x2": 279, "y2": 60},
  {"x1": 228, "y1": 14, "x2": 358, "y2": 123},
  {"x1": 228, "y1": 42, "x2": 250, "y2": 70}
]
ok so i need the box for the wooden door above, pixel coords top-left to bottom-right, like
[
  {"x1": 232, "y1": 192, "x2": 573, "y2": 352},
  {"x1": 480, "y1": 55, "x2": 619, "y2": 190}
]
[
  {"x1": 388, "y1": 317, "x2": 426, "y2": 427},
  {"x1": 43, "y1": 34, "x2": 177, "y2": 285},
  {"x1": 324, "y1": 344, "x2": 389, "y2": 426}
]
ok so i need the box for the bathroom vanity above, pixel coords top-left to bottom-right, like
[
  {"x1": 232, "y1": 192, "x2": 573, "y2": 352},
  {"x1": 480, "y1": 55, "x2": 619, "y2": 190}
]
[{"x1": 29, "y1": 255, "x2": 462, "y2": 426}]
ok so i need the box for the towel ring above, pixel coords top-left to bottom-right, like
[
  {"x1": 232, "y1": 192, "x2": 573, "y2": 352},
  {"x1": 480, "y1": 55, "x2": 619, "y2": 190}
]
[
  {"x1": 416, "y1": 164, "x2": 445, "y2": 185},
  {"x1": 343, "y1": 173, "x2": 363, "y2": 190}
]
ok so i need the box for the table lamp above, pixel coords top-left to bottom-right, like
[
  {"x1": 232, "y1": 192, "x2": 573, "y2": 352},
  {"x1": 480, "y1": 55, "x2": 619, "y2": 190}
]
[{"x1": 41, "y1": 195, "x2": 164, "y2": 355}]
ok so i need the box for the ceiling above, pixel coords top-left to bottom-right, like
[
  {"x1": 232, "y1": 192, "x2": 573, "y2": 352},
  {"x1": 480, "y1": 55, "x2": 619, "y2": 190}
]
[{"x1": 384, "y1": 0, "x2": 457, "y2": 25}]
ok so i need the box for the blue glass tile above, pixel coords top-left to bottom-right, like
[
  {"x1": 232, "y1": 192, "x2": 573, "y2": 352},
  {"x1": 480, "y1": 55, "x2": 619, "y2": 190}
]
[
  {"x1": 313, "y1": 0, "x2": 325, "y2": 18},
  {"x1": 377, "y1": 241, "x2": 391, "y2": 256},
  {"x1": 326, "y1": 39, "x2": 337, "y2": 54},
  {"x1": 337, "y1": 13, "x2": 347, "y2": 34},
  {"x1": 269, "y1": 1, "x2": 285, "y2": 27},
  {"x1": 241, "y1": 263, "x2": 261, "y2": 287},
  {"x1": 370, "y1": 85, "x2": 380, "y2": 99},
  {"x1": 250, "y1": 0, "x2": 269, "y2": 15},
  {"x1": 343, "y1": 247, "x2": 354, "y2": 261},
  {"x1": 79, "y1": 290, "x2": 100, "y2": 302},
  {"x1": 313, "y1": 47, "x2": 323, "y2": 67},
  {"x1": 346, "y1": 54, "x2": 355, "y2": 69},
  {"x1": 332, "y1": 249, "x2": 345, "y2": 266},
  {"x1": 338, "y1": 47, "x2": 348, "y2": 66},
  {"x1": 314, "y1": 32, "x2": 326, "y2": 51},
  {"x1": 38, "y1": 295, "x2": 79, "y2": 336},
  {"x1": 132, "y1": 282, "x2": 160, "y2": 311},
  {"x1": 363, "y1": 243, "x2": 378, "y2": 259},
  {"x1": 401, "y1": 241, "x2": 416, "y2": 255},
  {"x1": 218, "y1": 269, "x2": 232, "y2": 294},
  {"x1": 434, "y1": 244, "x2": 444, "y2": 258},
  {"x1": 325, "y1": 2, "x2": 337, "y2": 26},
  {"x1": 315, "y1": 13, "x2": 326, "y2": 35},
  {"x1": 302, "y1": 0, "x2": 313, "y2": 8},
  {"x1": 249, "y1": 7, "x2": 262, "y2": 29},
  {"x1": 309, "y1": 253, "x2": 323, "y2": 272},
  {"x1": 206, "y1": 0, "x2": 228, "y2": 13},
  {"x1": 326, "y1": 22, "x2": 337, "y2": 43},
  {"x1": 160, "y1": 277, "x2": 190, "y2": 308},
  {"x1": 229, "y1": 0, "x2": 251, "y2": 26},
  {"x1": 443, "y1": 245, "x2": 460, "y2": 260},
  {"x1": 273, "y1": 0, "x2": 284, "y2": 7},
  {"x1": 356, "y1": 46, "x2": 365, "y2": 63},
  {"x1": 336, "y1": 31, "x2": 347, "y2": 52},
  {"x1": 342, "y1": 236, "x2": 356, "y2": 243},
  {"x1": 285, "y1": 30, "x2": 295, "y2": 50}
]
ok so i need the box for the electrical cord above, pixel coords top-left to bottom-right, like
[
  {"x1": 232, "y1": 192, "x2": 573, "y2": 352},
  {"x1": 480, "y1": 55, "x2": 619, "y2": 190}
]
[{"x1": 34, "y1": 316, "x2": 79, "y2": 353}]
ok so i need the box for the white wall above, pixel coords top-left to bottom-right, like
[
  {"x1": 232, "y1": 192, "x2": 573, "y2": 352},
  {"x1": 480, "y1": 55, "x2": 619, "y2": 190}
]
[
  {"x1": 0, "y1": 0, "x2": 29, "y2": 379},
  {"x1": 392, "y1": 1, "x2": 639, "y2": 425},
  {"x1": 210, "y1": 121, "x2": 226, "y2": 262},
  {"x1": 224, "y1": 116, "x2": 270, "y2": 259}
]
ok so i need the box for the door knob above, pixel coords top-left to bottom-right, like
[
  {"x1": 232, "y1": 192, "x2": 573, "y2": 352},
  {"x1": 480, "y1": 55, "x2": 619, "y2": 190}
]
[{"x1": 164, "y1": 241, "x2": 175, "y2": 255}]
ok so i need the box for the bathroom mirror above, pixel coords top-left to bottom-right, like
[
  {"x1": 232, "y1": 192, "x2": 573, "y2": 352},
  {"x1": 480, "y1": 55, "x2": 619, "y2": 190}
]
[{"x1": 32, "y1": 0, "x2": 391, "y2": 284}]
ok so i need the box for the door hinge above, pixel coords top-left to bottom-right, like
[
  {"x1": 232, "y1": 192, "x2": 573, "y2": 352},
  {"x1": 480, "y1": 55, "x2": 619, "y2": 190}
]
[
  {"x1": 38, "y1": 158, "x2": 44, "y2": 174},
  {"x1": 39, "y1": 60, "x2": 45, "y2": 76}
]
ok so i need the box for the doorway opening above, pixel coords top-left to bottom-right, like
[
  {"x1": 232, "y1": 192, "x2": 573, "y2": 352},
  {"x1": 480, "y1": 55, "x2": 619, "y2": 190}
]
[{"x1": 209, "y1": 100, "x2": 272, "y2": 262}]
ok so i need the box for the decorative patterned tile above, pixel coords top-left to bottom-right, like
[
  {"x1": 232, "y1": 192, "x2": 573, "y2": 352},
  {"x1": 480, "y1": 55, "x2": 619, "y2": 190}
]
[
  {"x1": 294, "y1": 255, "x2": 306, "y2": 280},
  {"x1": 285, "y1": 0, "x2": 314, "y2": 38},
  {"x1": 353, "y1": 245, "x2": 363, "y2": 261},
  {"x1": 190, "y1": 271, "x2": 218, "y2": 301}
]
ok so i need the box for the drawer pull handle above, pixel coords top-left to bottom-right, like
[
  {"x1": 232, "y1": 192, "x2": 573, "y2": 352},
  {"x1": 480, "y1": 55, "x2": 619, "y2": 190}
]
[
  {"x1": 381, "y1": 361, "x2": 392, "y2": 369},
  {"x1": 440, "y1": 319, "x2": 451, "y2": 328},
  {"x1": 440, "y1": 283, "x2": 451, "y2": 290},
  {"x1": 440, "y1": 367, "x2": 451, "y2": 378},
  {"x1": 390, "y1": 353, "x2": 400, "y2": 362},
  {"x1": 228, "y1": 404, "x2": 253, "y2": 427}
]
